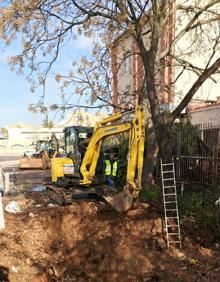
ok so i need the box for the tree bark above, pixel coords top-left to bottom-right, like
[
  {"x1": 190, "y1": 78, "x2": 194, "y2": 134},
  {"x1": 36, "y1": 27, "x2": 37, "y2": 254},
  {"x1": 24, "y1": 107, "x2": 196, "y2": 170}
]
[
  {"x1": 156, "y1": 122, "x2": 172, "y2": 162},
  {"x1": 142, "y1": 125, "x2": 159, "y2": 188}
]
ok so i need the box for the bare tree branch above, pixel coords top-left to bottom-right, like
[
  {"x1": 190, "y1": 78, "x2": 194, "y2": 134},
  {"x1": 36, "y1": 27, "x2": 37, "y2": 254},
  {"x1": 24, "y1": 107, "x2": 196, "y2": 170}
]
[{"x1": 171, "y1": 57, "x2": 220, "y2": 121}]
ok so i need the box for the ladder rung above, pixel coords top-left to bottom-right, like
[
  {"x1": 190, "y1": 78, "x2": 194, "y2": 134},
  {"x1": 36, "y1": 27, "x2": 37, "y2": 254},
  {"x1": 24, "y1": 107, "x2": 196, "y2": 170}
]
[
  {"x1": 162, "y1": 163, "x2": 173, "y2": 166},
  {"x1": 167, "y1": 217, "x2": 178, "y2": 219},
  {"x1": 166, "y1": 209, "x2": 177, "y2": 211},
  {"x1": 168, "y1": 233, "x2": 179, "y2": 235},
  {"x1": 167, "y1": 224, "x2": 178, "y2": 227},
  {"x1": 165, "y1": 201, "x2": 176, "y2": 204},
  {"x1": 163, "y1": 170, "x2": 174, "y2": 173},
  {"x1": 164, "y1": 193, "x2": 176, "y2": 196},
  {"x1": 168, "y1": 241, "x2": 181, "y2": 243},
  {"x1": 163, "y1": 178, "x2": 175, "y2": 181},
  {"x1": 164, "y1": 186, "x2": 175, "y2": 188}
]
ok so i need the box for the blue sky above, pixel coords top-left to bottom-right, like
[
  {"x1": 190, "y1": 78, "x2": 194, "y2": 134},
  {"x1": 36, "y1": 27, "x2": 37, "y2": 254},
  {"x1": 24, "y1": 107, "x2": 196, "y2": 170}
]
[{"x1": 0, "y1": 35, "x2": 94, "y2": 128}]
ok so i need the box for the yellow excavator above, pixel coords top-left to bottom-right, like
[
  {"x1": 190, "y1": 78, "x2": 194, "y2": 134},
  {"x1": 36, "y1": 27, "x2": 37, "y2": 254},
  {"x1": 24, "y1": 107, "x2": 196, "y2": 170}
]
[
  {"x1": 20, "y1": 133, "x2": 60, "y2": 169},
  {"x1": 49, "y1": 106, "x2": 145, "y2": 212}
]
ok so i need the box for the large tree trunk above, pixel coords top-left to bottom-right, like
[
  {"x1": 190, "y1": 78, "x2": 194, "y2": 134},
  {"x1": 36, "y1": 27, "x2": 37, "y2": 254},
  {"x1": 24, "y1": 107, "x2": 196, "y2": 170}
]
[
  {"x1": 156, "y1": 122, "x2": 172, "y2": 163},
  {"x1": 139, "y1": 90, "x2": 159, "y2": 188},
  {"x1": 142, "y1": 122, "x2": 172, "y2": 189},
  {"x1": 142, "y1": 125, "x2": 159, "y2": 189}
]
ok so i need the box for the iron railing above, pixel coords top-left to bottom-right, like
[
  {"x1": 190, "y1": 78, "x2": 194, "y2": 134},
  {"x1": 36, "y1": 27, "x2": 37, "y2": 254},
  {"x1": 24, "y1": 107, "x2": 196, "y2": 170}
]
[{"x1": 171, "y1": 123, "x2": 220, "y2": 185}]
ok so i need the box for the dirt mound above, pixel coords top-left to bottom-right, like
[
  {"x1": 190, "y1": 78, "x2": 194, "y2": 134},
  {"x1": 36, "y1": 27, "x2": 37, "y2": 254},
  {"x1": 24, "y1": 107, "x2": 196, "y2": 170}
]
[{"x1": 0, "y1": 192, "x2": 220, "y2": 281}]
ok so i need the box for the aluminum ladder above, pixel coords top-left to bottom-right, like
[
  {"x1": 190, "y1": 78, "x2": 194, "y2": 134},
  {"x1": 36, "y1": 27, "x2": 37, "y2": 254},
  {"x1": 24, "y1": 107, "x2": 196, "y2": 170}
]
[{"x1": 161, "y1": 160, "x2": 182, "y2": 248}]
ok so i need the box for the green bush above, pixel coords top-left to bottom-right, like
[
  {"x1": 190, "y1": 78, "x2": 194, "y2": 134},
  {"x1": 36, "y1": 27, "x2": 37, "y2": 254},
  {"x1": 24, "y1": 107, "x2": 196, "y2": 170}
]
[
  {"x1": 171, "y1": 122, "x2": 200, "y2": 156},
  {"x1": 139, "y1": 185, "x2": 160, "y2": 201},
  {"x1": 178, "y1": 184, "x2": 220, "y2": 243}
]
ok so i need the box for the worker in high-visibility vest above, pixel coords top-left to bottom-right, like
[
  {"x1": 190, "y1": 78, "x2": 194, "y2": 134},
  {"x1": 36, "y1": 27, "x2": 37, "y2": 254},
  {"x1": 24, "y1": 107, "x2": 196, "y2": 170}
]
[{"x1": 104, "y1": 153, "x2": 118, "y2": 188}]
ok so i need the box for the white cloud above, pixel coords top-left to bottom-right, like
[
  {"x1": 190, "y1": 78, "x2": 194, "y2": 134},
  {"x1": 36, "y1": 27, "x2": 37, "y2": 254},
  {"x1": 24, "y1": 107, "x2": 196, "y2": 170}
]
[{"x1": 73, "y1": 35, "x2": 94, "y2": 50}]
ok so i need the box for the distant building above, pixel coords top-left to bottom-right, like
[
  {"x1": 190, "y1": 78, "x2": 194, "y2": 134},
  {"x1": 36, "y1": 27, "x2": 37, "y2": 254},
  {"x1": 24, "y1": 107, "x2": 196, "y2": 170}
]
[
  {"x1": 58, "y1": 109, "x2": 107, "y2": 127},
  {"x1": 189, "y1": 96, "x2": 220, "y2": 127},
  {"x1": 0, "y1": 124, "x2": 64, "y2": 155},
  {"x1": 111, "y1": 20, "x2": 173, "y2": 109},
  {"x1": 0, "y1": 109, "x2": 107, "y2": 155},
  {"x1": 110, "y1": 2, "x2": 220, "y2": 112}
]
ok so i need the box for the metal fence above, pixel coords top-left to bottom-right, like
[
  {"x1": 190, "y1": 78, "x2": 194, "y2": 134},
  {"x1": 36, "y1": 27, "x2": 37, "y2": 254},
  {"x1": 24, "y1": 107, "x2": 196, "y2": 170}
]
[{"x1": 171, "y1": 123, "x2": 220, "y2": 185}]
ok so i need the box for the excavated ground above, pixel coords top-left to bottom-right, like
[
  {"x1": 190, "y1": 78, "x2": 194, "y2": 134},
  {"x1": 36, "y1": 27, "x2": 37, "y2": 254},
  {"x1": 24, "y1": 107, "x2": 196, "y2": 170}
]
[{"x1": 0, "y1": 170, "x2": 220, "y2": 281}]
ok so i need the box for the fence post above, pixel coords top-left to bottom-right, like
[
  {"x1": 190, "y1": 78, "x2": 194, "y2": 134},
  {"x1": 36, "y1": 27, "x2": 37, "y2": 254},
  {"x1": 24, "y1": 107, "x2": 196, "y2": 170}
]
[{"x1": 176, "y1": 131, "x2": 181, "y2": 181}]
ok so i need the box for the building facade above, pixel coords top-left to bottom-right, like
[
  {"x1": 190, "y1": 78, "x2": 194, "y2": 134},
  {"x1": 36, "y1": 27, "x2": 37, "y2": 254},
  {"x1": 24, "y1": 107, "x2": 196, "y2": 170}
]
[
  {"x1": 111, "y1": 23, "x2": 173, "y2": 109},
  {"x1": 0, "y1": 124, "x2": 64, "y2": 155},
  {"x1": 0, "y1": 109, "x2": 107, "y2": 156},
  {"x1": 189, "y1": 97, "x2": 220, "y2": 127},
  {"x1": 111, "y1": 1, "x2": 220, "y2": 112}
]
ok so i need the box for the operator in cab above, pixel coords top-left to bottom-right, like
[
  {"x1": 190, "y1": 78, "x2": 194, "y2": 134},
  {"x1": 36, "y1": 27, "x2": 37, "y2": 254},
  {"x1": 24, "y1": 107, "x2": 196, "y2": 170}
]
[{"x1": 104, "y1": 153, "x2": 118, "y2": 188}]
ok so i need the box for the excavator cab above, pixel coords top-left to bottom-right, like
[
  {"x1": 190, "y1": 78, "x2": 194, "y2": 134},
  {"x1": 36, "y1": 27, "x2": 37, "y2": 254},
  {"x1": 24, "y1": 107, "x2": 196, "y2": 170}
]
[
  {"x1": 64, "y1": 126, "x2": 94, "y2": 172},
  {"x1": 20, "y1": 139, "x2": 56, "y2": 169},
  {"x1": 51, "y1": 126, "x2": 94, "y2": 182},
  {"x1": 35, "y1": 140, "x2": 51, "y2": 152},
  {"x1": 33, "y1": 140, "x2": 55, "y2": 158}
]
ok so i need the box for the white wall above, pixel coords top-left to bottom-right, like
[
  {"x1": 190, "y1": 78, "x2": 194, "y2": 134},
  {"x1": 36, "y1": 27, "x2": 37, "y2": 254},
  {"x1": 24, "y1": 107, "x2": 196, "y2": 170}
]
[
  {"x1": 0, "y1": 109, "x2": 107, "y2": 155},
  {"x1": 190, "y1": 105, "x2": 220, "y2": 126},
  {"x1": 1, "y1": 126, "x2": 64, "y2": 155}
]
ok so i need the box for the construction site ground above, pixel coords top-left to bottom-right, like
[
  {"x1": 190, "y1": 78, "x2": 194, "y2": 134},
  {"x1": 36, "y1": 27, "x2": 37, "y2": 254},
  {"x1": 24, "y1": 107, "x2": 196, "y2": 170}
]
[{"x1": 0, "y1": 168, "x2": 220, "y2": 281}]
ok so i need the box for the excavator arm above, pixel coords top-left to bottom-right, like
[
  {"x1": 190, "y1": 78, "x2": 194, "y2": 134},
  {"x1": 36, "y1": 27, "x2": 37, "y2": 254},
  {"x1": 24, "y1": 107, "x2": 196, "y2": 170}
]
[
  {"x1": 126, "y1": 105, "x2": 145, "y2": 199},
  {"x1": 80, "y1": 122, "x2": 131, "y2": 185},
  {"x1": 80, "y1": 106, "x2": 145, "y2": 211}
]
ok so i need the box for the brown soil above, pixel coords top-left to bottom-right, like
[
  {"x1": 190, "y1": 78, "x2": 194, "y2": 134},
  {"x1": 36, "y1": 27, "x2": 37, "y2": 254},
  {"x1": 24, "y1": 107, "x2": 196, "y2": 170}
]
[{"x1": 0, "y1": 170, "x2": 220, "y2": 281}]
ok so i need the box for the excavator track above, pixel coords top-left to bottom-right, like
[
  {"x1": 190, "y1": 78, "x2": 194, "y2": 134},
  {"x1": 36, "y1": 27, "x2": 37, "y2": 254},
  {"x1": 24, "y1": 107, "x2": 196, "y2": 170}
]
[
  {"x1": 47, "y1": 185, "x2": 73, "y2": 205},
  {"x1": 46, "y1": 182, "x2": 128, "y2": 211}
]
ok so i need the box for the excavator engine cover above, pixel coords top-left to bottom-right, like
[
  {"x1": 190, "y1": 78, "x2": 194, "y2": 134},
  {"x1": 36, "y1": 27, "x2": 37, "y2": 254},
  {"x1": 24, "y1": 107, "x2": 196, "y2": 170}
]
[{"x1": 51, "y1": 157, "x2": 74, "y2": 182}]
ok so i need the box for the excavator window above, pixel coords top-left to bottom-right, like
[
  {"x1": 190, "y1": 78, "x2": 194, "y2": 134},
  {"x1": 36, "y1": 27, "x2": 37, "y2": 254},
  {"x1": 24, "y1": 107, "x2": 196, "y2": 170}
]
[
  {"x1": 36, "y1": 140, "x2": 51, "y2": 152},
  {"x1": 65, "y1": 128, "x2": 76, "y2": 155},
  {"x1": 63, "y1": 126, "x2": 93, "y2": 172}
]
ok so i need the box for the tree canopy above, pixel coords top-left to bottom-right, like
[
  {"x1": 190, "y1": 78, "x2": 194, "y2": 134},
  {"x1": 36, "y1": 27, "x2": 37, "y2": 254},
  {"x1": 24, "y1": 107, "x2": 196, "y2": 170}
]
[{"x1": 1, "y1": 0, "x2": 220, "y2": 160}]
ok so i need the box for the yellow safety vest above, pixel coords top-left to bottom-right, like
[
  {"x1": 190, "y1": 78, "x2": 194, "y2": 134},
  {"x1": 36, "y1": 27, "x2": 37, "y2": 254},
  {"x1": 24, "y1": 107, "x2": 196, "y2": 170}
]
[{"x1": 105, "y1": 160, "x2": 117, "y2": 176}]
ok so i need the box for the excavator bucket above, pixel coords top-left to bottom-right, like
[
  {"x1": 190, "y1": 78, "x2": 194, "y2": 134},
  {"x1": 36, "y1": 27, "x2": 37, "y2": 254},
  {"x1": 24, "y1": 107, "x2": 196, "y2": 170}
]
[
  {"x1": 20, "y1": 157, "x2": 48, "y2": 169},
  {"x1": 103, "y1": 190, "x2": 133, "y2": 212}
]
